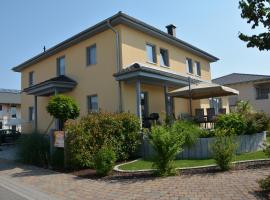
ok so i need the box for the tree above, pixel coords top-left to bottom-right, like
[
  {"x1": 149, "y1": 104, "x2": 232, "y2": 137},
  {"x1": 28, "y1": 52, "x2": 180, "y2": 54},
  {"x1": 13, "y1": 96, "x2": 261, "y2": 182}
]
[
  {"x1": 239, "y1": 0, "x2": 270, "y2": 50},
  {"x1": 47, "y1": 95, "x2": 80, "y2": 130}
]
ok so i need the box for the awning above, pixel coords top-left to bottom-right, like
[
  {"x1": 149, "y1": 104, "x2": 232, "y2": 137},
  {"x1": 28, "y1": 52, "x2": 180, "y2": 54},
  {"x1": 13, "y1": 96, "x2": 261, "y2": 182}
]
[
  {"x1": 23, "y1": 75, "x2": 77, "y2": 96},
  {"x1": 168, "y1": 82, "x2": 239, "y2": 99}
]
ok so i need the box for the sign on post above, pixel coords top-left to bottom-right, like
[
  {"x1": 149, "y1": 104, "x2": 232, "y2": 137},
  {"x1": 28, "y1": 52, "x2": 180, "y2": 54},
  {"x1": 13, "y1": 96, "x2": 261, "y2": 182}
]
[{"x1": 54, "y1": 131, "x2": 65, "y2": 148}]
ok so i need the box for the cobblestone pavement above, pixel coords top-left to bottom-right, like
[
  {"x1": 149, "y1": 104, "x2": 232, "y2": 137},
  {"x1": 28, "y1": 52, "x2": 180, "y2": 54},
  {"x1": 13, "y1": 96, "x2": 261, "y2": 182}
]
[{"x1": 0, "y1": 159, "x2": 269, "y2": 200}]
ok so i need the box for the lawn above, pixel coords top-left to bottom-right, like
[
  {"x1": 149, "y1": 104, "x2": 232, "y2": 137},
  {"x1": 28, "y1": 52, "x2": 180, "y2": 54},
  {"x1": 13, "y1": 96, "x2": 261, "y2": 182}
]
[{"x1": 119, "y1": 150, "x2": 268, "y2": 170}]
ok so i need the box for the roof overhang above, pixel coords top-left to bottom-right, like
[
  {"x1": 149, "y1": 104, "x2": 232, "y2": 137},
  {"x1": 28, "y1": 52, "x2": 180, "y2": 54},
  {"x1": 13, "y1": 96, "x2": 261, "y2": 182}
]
[
  {"x1": 23, "y1": 75, "x2": 77, "y2": 96},
  {"x1": 114, "y1": 63, "x2": 200, "y2": 87},
  {"x1": 12, "y1": 12, "x2": 218, "y2": 72}
]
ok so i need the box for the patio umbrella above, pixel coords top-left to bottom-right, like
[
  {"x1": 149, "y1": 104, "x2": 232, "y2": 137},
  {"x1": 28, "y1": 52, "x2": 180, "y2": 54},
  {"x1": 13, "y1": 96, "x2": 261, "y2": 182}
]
[{"x1": 168, "y1": 79, "x2": 239, "y2": 115}]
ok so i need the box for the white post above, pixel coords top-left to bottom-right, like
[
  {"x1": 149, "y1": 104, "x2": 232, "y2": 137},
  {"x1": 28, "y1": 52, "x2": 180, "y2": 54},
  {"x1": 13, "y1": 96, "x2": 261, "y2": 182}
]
[
  {"x1": 34, "y1": 95, "x2": 38, "y2": 132},
  {"x1": 136, "y1": 80, "x2": 142, "y2": 127}
]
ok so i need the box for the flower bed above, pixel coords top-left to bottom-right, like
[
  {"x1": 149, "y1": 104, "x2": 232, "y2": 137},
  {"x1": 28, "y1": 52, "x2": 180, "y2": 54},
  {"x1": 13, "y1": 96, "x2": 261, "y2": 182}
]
[{"x1": 141, "y1": 132, "x2": 266, "y2": 159}]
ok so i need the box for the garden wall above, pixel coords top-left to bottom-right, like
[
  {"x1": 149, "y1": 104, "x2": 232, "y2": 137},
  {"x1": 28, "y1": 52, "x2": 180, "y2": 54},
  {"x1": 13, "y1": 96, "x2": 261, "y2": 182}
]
[{"x1": 141, "y1": 132, "x2": 266, "y2": 159}]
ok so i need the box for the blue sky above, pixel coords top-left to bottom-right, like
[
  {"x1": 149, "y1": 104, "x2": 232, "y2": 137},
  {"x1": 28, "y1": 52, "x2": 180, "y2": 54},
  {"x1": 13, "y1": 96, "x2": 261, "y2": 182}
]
[{"x1": 0, "y1": 0, "x2": 269, "y2": 90}]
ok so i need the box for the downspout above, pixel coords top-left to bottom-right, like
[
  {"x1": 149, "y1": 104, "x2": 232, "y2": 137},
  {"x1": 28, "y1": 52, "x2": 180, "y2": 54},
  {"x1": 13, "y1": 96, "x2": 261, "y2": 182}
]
[{"x1": 107, "y1": 20, "x2": 123, "y2": 112}]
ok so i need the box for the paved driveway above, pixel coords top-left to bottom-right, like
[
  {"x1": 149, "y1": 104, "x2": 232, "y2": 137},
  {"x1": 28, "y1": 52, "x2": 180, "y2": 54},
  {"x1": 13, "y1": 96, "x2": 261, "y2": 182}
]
[{"x1": 0, "y1": 159, "x2": 269, "y2": 200}]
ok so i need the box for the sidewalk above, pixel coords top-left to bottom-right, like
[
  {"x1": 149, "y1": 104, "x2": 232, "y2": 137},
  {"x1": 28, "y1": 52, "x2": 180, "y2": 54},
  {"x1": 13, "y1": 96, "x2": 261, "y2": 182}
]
[{"x1": 0, "y1": 158, "x2": 269, "y2": 200}]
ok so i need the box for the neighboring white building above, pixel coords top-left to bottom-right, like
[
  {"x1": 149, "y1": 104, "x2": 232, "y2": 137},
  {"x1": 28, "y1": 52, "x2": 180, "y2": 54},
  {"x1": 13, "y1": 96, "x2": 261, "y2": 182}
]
[
  {"x1": 213, "y1": 73, "x2": 270, "y2": 115},
  {"x1": 0, "y1": 89, "x2": 21, "y2": 131}
]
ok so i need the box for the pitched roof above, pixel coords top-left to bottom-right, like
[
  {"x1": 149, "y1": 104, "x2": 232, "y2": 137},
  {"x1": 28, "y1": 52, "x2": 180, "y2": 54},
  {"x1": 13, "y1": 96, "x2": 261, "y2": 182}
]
[
  {"x1": 0, "y1": 89, "x2": 20, "y2": 94},
  {"x1": 12, "y1": 12, "x2": 218, "y2": 72},
  {"x1": 212, "y1": 73, "x2": 270, "y2": 85},
  {"x1": 0, "y1": 89, "x2": 21, "y2": 104}
]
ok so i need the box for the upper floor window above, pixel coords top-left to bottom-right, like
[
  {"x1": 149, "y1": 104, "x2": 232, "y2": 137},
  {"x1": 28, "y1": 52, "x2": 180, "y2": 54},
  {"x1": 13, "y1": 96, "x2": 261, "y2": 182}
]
[
  {"x1": 194, "y1": 61, "x2": 201, "y2": 76},
  {"x1": 146, "y1": 44, "x2": 157, "y2": 63},
  {"x1": 160, "y1": 48, "x2": 169, "y2": 67},
  {"x1": 186, "y1": 58, "x2": 193, "y2": 74},
  {"x1": 29, "y1": 106, "x2": 34, "y2": 121},
  {"x1": 29, "y1": 71, "x2": 34, "y2": 86},
  {"x1": 86, "y1": 44, "x2": 97, "y2": 66},
  {"x1": 0, "y1": 121, "x2": 2, "y2": 129},
  {"x1": 256, "y1": 87, "x2": 269, "y2": 100},
  {"x1": 57, "y1": 56, "x2": 65, "y2": 76},
  {"x1": 0, "y1": 105, "x2": 2, "y2": 111},
  {"x1": 87, "y1": 95, "x2": 98, "y2": 112}
]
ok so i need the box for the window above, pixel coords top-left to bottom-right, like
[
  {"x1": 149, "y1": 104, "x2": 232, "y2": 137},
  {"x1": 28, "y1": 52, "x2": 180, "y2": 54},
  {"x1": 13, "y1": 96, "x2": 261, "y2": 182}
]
[
  {"x1": 194, "y1": 61, "x2": 201, "y2": 76},
  {"x1": 0, "y1": 121, "x2": 2, "y2": 129},
  {"x1": 86, "y1": 44, "x2": 97, "y2": 65},
  {"x1": 256, "y1": 88, "x2": 269, "y2": 100},
  {"x1": 0, "y1": 105, "x2": 2, "y2": 111},
  {"x1": 29, "y1": 107, "x2": 34, "y2": 121},
  {"x1": 57, "y1": 56, "x2": 65, "y2": 76},
  {"x1": 209, "y1": 98, "x2": 222, "y2": 114},
  {"x1": 11, "y1": 125, "x2": 16, "y2": 131},
  {"x1": 160, "y1": 48, "x2": 169, "y2": 67},
  {"x1": 29, "y1": 71, "x2": 34, "y2": 86},
  {"x1": 87, "y1": 95, "x2": 98, "y2": 112},
  {"x1": 146, "y1": 44, "x2": 157, "y2": 63},
  {"x1": 186, "y1": 58, "x2": 193, "y2": 74},
  {"x1": 11, "y1": 105, "x2": 16, "y2": 118}
]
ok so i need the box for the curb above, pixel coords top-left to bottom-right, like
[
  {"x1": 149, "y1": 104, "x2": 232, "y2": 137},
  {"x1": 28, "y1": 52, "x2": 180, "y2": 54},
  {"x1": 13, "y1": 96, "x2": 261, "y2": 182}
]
[{"x1": 114, "y1": 158, "x2": 270, "y2": 173}]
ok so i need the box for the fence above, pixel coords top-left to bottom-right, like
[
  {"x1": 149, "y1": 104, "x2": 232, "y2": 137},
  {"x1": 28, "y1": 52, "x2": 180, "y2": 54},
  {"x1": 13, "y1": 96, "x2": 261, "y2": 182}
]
[{"x1": 141, "y1": 132, "x2": 266, "y2": 159}]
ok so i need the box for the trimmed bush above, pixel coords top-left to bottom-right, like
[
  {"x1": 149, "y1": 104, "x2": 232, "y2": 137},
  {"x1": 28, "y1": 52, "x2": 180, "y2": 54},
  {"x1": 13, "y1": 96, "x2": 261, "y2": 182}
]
[
  {"x1": 94, "y1": 146, "x2": 116, "y2": 176},
  {"x1": 17, "y1": 133, "x2": 50, "y2": 167},
  {"x1": 47, "y1": 95, "x2": 80, "y2": 130},
  {"x1": 149, "y1": 125, "x2": 184, "y2": 176},
  {"x1": 65, "y1": 112, "x2": 140, "y2": 169},
  {"x1": 215, "y1": 113, "x2": 247, "y2": 135},
  {"x1": 211, "y1": 129, "x2": 237, "y2": 171}
]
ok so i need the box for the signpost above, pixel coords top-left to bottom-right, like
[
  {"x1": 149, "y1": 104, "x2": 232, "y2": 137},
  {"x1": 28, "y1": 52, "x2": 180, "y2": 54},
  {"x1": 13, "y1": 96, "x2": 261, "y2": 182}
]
[{"x1": 54, "y1": 131, "x2": 65, "y2": 148}]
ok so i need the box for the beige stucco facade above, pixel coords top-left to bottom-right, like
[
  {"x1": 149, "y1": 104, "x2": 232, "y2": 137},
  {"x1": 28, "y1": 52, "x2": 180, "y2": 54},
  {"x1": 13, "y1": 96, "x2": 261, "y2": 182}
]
[
  {"x1": 16, "y1": 15, "x2": 228, "y2": 133},
  {"x1": 226, "y1": 82, "x2": 270, "y2": 115}
]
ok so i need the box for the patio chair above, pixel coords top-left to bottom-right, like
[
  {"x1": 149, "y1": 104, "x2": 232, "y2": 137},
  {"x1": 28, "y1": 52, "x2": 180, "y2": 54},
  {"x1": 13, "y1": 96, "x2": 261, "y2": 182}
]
[
  {"x1": 206, "y1": 108, "x2": 217, "y2": 128},
  {"x1": 218, "y1": 108, "x2": 226, "y2": 115},
  {"x1": 194, "y1": 109, "x2": 206, "y2": 127}
]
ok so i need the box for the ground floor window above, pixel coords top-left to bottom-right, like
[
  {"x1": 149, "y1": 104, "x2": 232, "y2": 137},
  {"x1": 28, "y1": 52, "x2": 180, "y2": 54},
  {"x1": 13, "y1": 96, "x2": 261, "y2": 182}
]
[
  {"x1": 209, "y1": 98, "x2": 222, "y2": 114},
  {"x1": 87, "y1": 95, "x2": 98, "y2": 112},
  {"x1": 29, "y1": 107, "x2": 34, "y2": 121},
  {"x1": 0, "y1": 121, "x2": 2, "y2": 129},
  {"x1": 11, "y1": 125, "x2": 16, "y2": 131}
]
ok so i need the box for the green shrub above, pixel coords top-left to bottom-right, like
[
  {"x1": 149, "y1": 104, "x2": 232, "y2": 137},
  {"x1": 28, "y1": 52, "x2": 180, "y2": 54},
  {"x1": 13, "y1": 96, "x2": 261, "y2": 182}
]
[
  {"x1": 215, "y1": 113, "x2": 247, "y2": 135},
  {"x1": 17, "y1": 133, "x2": 50, "y2": 167},
  {"x1": 172, "y1": 120, "x2": 200, "y2": 147},
  {"x1": 199, "y1": 129, "x2": 215, "y2": 138},
  {"x1": 258, "y1": 176, "x2": 270, "y2": 191},
  {"x1": 94, "y1": 146, "x2": 116, "y2": 176},
  {"x1": 65, "y1": 112, "x2": 140, "y2": 169},
  {"x1": 235, "y1": 100, "x2": 253, "y2": 116},
  {"x1": 51, "y1": 148, "x2": 64, "y2": 169},
  {"x1": 211, "y1": 129, "x2": 237, "y2": 171},
  {"x1": 47, "y1": 95, "x2": 80, "y2": 130},
  {"x1": 149, "y1": 125, "x2": 184, "y2": 176}
]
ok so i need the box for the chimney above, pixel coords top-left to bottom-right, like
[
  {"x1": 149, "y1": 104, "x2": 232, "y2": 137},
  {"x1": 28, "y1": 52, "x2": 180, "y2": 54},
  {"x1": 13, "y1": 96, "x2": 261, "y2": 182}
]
[{"x1": 166, "y1": 24, "x2": 176, "y2": 37}]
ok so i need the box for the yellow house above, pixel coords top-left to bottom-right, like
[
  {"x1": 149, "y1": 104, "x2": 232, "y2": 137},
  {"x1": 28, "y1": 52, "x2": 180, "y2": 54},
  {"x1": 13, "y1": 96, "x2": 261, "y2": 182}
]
[{"x1": 12, "y1": 12, "x2": 229, "y2": 133}]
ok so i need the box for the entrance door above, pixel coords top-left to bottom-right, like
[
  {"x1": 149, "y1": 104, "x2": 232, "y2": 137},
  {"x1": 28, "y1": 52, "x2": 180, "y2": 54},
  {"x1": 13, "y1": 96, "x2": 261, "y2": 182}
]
[{"x1": 141, "y1": 92, "x2": 149, "y2": 119}]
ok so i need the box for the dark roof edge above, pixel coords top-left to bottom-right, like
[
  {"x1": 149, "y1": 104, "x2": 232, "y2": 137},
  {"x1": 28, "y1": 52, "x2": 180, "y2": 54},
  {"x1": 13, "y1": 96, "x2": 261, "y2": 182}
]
[{"x1": 12, "y1": 12, "x2": 219, "y2": 72}]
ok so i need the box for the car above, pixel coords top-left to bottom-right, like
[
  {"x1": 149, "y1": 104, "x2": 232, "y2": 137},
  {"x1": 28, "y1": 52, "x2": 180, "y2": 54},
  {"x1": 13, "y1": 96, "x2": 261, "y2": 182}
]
[{"x1": 0, "y1": 129, "x2": 21, "y2": 144}]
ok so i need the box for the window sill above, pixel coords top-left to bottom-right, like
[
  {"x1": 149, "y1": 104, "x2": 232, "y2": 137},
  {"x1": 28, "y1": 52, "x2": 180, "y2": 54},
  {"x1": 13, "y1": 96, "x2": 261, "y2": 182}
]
[
  {"x1": 160, "y1": 65, "x2": 169, "y2": 68},
  {"x1": 86, "y1": 63, "x2": 97, "y2": 67},
  {"x1": 146, "y1": 61, "x2": 157, "y2": 65}
]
